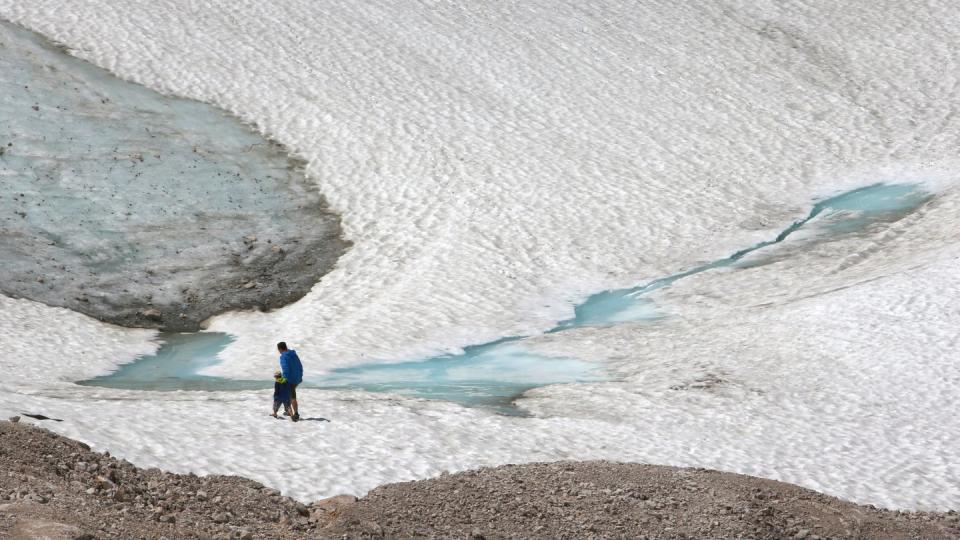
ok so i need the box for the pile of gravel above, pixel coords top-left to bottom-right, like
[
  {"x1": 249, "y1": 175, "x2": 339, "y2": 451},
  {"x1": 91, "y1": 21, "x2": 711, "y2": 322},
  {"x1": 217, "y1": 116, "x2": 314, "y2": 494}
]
[
  {"x1": 2, "y1": 419, "x2": 957, "y2": 539},
  {"x1": 327, "y1": 463, "x2": 959, "y2": 539},
  {"x1": 0, "y1": 419, "x2": 322, "y2": 538}
]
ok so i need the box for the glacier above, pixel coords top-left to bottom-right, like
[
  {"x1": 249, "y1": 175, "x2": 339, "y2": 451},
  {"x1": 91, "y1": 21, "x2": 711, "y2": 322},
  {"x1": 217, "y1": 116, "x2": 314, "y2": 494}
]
[
  {"x1": 81, "y1": 182, "x2": 932, "y2": 417},
  {"x1": 1, "y1": 0, "x2": 959, "y2": 509}
]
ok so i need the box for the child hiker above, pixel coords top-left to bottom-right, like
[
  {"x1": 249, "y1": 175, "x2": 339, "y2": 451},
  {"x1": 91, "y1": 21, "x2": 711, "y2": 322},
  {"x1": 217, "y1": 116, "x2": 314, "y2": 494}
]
[{"x1": 271, "y1": 370, "x2": 293, "y2": 418}]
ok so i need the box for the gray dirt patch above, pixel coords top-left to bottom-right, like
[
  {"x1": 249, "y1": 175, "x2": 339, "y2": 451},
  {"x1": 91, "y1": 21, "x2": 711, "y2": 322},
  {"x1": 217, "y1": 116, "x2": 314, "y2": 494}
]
[{"x1": 0, "y1": 21, "x2": 347, "y2": 331}]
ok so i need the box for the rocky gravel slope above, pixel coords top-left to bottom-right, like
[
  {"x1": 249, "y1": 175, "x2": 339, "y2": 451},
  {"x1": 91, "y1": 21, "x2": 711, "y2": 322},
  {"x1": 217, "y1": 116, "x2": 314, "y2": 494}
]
[
  {"x1": 2, "y1": 419, "x2": 957, "y2": 539},
  {"x1": 0, "y1": 419, "x2": 320, "y2": 539},
  {"x1": 328, "y1": 463, "x2": 959, "y2": 539}
]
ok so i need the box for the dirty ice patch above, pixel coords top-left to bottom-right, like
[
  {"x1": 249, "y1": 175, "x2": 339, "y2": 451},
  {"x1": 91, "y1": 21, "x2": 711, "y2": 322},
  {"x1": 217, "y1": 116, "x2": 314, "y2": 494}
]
[{"x1": 0, "y1": 21, "x2": 346, "y2": 332}]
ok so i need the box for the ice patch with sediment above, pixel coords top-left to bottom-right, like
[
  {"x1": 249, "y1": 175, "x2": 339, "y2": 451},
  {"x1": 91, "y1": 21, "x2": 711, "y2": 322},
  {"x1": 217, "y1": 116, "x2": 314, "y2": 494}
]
[
  {"x1": 1, "y1": 0, "x2": 959, "y2": 509},
  {"x1": 0, "y1": 21, "x2": 346, "y2": 332}
]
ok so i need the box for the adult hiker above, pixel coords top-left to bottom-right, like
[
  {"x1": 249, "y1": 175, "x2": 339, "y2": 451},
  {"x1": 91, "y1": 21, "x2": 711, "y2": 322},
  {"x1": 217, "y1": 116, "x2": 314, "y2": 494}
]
[{"x1": 277, "y1": 341, "x2": 304, "y2": 421}]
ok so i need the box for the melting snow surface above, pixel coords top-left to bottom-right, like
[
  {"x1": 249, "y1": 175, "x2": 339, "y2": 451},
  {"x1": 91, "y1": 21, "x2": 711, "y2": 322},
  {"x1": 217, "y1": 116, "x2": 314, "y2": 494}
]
[{"x1": 81, "y1": 183, "x2": 932, "y2": 418}]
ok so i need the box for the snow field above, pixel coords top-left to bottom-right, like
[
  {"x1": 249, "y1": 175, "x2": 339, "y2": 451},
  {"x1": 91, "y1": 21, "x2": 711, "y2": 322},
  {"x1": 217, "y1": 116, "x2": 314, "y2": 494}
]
[
  {"x1": 0, "y1": 0, "x2": 959, "y2": 510},
  {"x1": 3, "y1": 1, "x2": 957, "y2": 371}
]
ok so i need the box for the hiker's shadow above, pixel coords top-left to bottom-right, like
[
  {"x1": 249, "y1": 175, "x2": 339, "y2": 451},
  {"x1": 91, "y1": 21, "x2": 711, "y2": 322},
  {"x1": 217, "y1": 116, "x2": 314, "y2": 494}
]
[{"x1": 300, "y1": 417, "x2": 331, "y2": 422}]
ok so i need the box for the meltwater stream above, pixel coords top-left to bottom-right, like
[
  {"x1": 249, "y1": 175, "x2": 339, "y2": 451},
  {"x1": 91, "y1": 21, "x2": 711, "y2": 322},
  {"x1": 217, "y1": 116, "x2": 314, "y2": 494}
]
[
  {"x1": 81, "y1": 183, "x2": 933, "y2": 414},
  {"x1": 555, "y1": 182, "x2": 932, "y2": 328},
  {"x1": 81, "y1": 333, "x2": 604, "y2": 415}
]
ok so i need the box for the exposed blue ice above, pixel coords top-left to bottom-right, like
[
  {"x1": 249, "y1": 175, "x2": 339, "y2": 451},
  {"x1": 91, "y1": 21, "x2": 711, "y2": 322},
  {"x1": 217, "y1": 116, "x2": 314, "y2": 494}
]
[
  {"x1": 80, "y1": 333, "x2": 257, "y2": 392},
  {"x1": 82, "y1": 183, "x2": 931, "y2": 412},
  {"x1": 554, "y1": 183, "x2": 933, "y2": 328},
  {"x1": 81, "y1": 334, "x2": 603, "y2": 415}
]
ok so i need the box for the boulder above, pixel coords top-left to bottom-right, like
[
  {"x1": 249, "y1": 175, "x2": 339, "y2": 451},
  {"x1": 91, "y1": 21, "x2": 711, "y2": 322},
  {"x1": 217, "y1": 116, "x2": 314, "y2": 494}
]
[
  {"x1": 95, "y1": 475, "x2": 116, "y2": 490},
  {"x1": 311, "y1": 494, "x2": 358, "y2": 514},
  {"x1": 141, "y1": 308, "x2": 163, "y2": 321},
  {"x1": 212, "y1": 512, "x2": 231, "y2": 524},
  {"x1": 12, "y1": 519, "x2": 87, "y2": 540}
]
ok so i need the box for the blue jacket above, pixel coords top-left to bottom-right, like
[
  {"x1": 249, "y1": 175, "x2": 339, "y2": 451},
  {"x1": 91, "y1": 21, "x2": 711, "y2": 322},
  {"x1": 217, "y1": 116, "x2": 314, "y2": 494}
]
[
  {"x1": 279, "y1": 350, "x2": 304, "y2": 385},
  {"x1": 273, "y1": 380, "x2": 292, "y2": 404}
]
